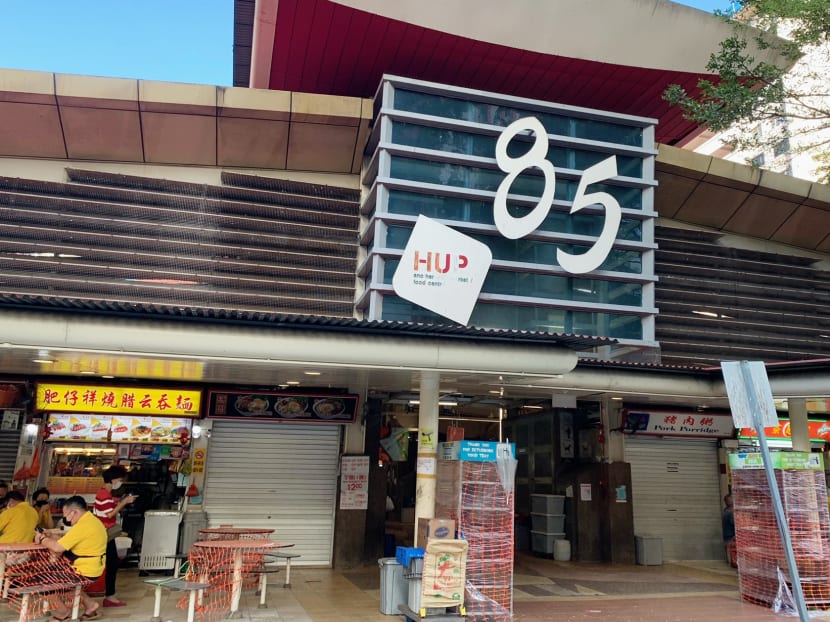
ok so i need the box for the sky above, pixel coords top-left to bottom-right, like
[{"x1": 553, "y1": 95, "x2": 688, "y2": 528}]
[{"x1": 0, "y1": 0, "x2": 736, "y2": 87}]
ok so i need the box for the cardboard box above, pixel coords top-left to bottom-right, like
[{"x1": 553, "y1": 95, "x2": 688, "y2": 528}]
[{"x1": 417, "y1": 518, "x2": 455, "y2": 548}]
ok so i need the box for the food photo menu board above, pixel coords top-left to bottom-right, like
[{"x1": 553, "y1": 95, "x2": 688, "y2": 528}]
[
  {"x1": 207, "y1": 390, "x2": 360, "y2": 424},
  {"x1": 47, "y1": 413, "x2": 192, "y2": 444}
]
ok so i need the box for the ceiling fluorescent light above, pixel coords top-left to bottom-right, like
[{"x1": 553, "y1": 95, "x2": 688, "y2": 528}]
[{"x1": 408, "y1": 400, "x2": 458, "y2": 406}]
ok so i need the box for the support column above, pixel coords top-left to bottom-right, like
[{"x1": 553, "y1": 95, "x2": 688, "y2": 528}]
[
  {"x1": 602, "y1": 397, "x2": 625, "y2": 463},
  {"x1": 414, "y1": 371, "x2": 440, "y2": 543},
  {"x1": 789, "y1": 398, "x2": 810, "y2": 453}
]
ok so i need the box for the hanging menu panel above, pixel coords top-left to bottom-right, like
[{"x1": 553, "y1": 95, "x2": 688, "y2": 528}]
[{"x1": 207, "y1": 390, "x2": 359, "y2": 424}]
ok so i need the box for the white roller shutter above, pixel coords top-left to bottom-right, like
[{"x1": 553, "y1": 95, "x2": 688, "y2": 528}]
[
  {"x1": 625, "y1": 436, "x2": 722, "y2": 561},
  {"x1": 202, "y1": 421, "x2": 340, "y2": 566},
  {"x1": 0, "y1": 429, "x2": 21, "y2": 482}
]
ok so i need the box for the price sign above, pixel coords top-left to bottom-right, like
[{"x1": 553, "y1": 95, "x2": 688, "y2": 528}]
[{"x1": 339, "y1": 455, "x2": 369, "y2": 510}]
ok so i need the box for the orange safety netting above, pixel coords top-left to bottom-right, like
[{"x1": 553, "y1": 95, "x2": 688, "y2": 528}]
[
  {"x1": 180, "y1": 539, "x2": 279, "y2": 622},
  {"x1": 733, "y1": 465, "x2": 830, "y2": 611},
  {"x1": 3, "y1": 546, "x2": 91, "y2": 622},
  {"x1": 437, "y1": 460, "x2": 514, "y2": 622}
]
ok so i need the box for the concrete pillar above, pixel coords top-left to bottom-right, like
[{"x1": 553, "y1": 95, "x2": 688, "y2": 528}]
[
  {"x1": 602, "y1": 397, "x2": 625, "y2": 463},
  {"x1": 414, "y1": 371, "x2": 440, "y2": 541},
  {"x1": 789, "y1": 398, "x2": 810, "y2": 452}
]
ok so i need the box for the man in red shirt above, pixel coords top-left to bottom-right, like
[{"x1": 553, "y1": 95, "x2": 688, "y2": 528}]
[{"x1": 93, "y1": 466, "x2": 137, "y2": 607}]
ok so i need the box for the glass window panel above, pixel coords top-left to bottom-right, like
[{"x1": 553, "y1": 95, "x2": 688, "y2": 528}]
[
  {"x1": 482, "y1": 270, "x2": 642, "y2": 306},
  {"x1": 378, "y1": 295, "x2": 643, "y2": 339},
  {"x1": 534, "y1": 452, "x2": 553, "y2": 476},
  {"x1": 385, "y1": 225, "x2": 413, "y2": 249},
  {"x1": 391, "y1": 121, "x2": 644, "y2": 178},
  {"x1": 515, "y1": 424, "x2": 529, "y2": 447},
  {"x1": 383, "y1": 259, "x2": 398, "y2": 283},
  {"x1": 384, "y1": 225, "x2": 642, "y2": 274},
  {"x1": 393, "y1": 89, "x2": 644, "y2": 147},
  {"x1": 517, "y1": 453, "x2": 529, "y2": 477},
  {"x1": 534, "y1": 421, "x2": 553, "y2": 445},
  {"x1": 389, "y1": 156, "x2": 642, "y2": 209},
  {"x1": 385, "y1": 190, "x2": 643, "y2": 241}
]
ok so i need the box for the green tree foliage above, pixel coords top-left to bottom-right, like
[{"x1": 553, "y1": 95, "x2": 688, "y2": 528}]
[{"x1": 664, "y1": 0, "x2": 830, "y2": 181}]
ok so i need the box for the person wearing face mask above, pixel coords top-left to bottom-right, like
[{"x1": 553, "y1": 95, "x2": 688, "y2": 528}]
[
  {"x1": 93, "y1": 466, "x2": 137, "y2": 608},
  {"x1": 31, "y1": 487, "x2": 54, "y2": 530},
  {"x1": 35, "y1": 495, "x2": 105, "y2": 621}
]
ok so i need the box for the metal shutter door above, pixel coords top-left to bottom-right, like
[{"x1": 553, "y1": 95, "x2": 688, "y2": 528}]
[
  {"x1": 202, "y1": 421, "x2": 340, "y2": 566},
  {"x1": 625, "y1": 436, "x2": 722, "y2": 560},
  {"x1": 0, "y1": 429, "x2": 21, "y2": 482}
]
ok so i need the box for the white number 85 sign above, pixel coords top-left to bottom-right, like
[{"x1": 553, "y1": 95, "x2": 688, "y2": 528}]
[{"x1": 494, "y1": 116, "x2": 621, "y2": 275}]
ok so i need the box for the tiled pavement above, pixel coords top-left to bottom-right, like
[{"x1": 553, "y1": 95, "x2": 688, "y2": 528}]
[{"x1": 2, "y1": 554, "x2": 828, "y2": 622}]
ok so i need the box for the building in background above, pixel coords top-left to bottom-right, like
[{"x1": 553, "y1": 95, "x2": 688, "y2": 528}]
[{"x1": 689, "y1": 14, "x2": 830, "y2": 182}]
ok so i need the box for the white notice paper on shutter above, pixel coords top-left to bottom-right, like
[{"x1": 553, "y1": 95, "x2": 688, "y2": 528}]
[{"x1": 339, "y1": 455, "x2": 369, "y2": 510}]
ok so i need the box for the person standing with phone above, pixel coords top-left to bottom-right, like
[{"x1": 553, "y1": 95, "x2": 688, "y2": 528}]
[{"x1": 93, "y1": 466, "x2": 136, "y2": 607}]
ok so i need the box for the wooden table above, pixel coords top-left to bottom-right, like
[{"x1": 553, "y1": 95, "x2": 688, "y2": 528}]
[
  {"x1": 190, "y1": 539, "x2": 289, "y2": 618},
  {"x1": 197, "y1": 527, "x2": 275, "y2": 541}
]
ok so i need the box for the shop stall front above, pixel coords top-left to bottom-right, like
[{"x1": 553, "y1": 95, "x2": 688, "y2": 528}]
[
  {"x1": 34, "y1": 382, "x2": 201, "y2": 563},
  {"x1": 200, "y1": 388, "x2": 359, "y2": 567}
]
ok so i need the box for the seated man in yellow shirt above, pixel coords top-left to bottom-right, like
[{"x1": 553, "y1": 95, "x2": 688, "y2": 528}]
[
  {"x1": 36, "y1": 496, "x2": 106, "y2": 621},
  {"x1": 0, "y1": 491, "x2": 38, "y2": 543}
]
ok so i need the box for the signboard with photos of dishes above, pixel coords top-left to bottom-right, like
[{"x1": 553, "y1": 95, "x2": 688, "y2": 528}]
[
  {"x1": 207, "y1": 390, "x2": 360, "y2": 424},
  {"x1": 46, "y1": 413, "x2": 192, "y2": 444}
]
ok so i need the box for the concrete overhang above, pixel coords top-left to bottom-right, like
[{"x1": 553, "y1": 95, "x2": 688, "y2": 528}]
[
  {"x1": 0, "y1": 310, "x2": 580, "y2": 391},
  {"x1": 656, "y1": 145, "x2": 830, "y2": 254},
  {"x1": 246, "y1": 0, "x2": 790, "y2": 145},
  {"x1": 0, "y1": 69, "x2": 372, "y2": 175}
]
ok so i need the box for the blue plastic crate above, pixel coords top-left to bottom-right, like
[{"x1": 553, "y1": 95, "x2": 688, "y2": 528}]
[{"x1": 395, "y1": 546, "x2": 424, "y2": 567}]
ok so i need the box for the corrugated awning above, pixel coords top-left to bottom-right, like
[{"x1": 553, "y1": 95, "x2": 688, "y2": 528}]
[{"x1": 0, "y1": 293, "x2": 611, "y2": 351}]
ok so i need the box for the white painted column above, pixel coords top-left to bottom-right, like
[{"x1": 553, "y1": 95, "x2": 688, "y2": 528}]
[
  {"x1": 414, "y1": 371, "x2": 440, "y2": 543},
  {"x1": 602, "y1": 397, "x2": 625, "y2": 463},
  {"x1": 789, "y1": 398, "x2": 810, "y2": 453}
]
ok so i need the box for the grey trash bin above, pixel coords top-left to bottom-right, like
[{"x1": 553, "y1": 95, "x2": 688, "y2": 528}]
[
  {"x1": 179, "y1": 510, "x2": 208, "y2": 554},
  {"x1": 635, "y1": 535, "x2": 663, "y2": 565},
  {"x1": 378, "y1": 558, "x2": 407, "y2": 615}
]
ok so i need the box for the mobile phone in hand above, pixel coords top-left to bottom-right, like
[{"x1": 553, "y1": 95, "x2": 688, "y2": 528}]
[{"x1": 35, "y1": 526, "x2": 45, "y2": 534}]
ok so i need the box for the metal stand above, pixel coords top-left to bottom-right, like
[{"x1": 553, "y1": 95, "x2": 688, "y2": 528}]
[{"x1": 398, "y1": 604, "x2": 465, "y2": 622}]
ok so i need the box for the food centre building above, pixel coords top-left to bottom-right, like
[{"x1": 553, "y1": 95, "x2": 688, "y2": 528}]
[{"x1": 0, "y1": 0, "x2": 829, "y2": 569}]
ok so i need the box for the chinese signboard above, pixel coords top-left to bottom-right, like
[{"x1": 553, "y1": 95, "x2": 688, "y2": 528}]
[
  {"x1": 206, "y1": 390, "x2": 359, "y2": 424},
  {"x1": 339, "y1": 455, "x2": 369, "y2": 510},
  {"x1": 738, "y1": 418, "x2": 830, "y2": 443},
  {"x1": 622, "y1": 410, "x2": 734, "y2": 438},
  {"x1": 46, "y1": 413, "x2": 192, "y2": 444},
  {"x1": 36, "y1": 384, "x2": 201, "y2": 417},
  {"x1": 40, "y1": 356, "x2": 204, "y2": 381}
]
